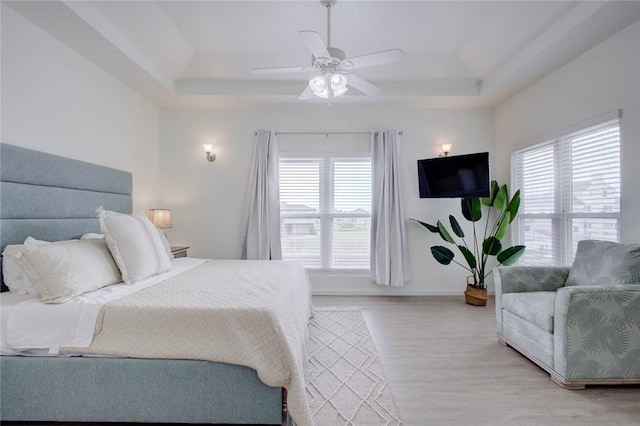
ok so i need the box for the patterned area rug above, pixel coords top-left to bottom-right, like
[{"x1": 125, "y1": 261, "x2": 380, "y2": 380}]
[{"x1": 304, "y1": 307, "x2": 402, "y2": 425}]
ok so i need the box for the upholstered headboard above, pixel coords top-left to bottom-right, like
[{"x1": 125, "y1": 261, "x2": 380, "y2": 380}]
[{"x1": 0, "y1": 143, "x2": 132, "y2": 291}]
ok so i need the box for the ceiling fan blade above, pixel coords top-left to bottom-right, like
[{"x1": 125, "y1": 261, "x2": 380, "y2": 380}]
[
  {"x1": 347, "y1": 74, "x2": 381, "y2": 96},
  {"x1": 299, "y1": 86, "x2": 314, "y2": 100},
  {"x1": 299, "y1": 30, "x2": 331, "y2": 59},
  {"x1": 252, "y1": 66, "x2": 314, "y2": 74},
  {"x1": 346, "y1": 49, "x2": 405, "y2": 69}
]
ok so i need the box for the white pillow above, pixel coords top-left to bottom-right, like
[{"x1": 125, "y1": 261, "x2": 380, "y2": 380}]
[
  {"x1": 2, "y1": 236, "x2": 100, "y2": 296},
  {"x1": 11, "y1": 239, "x2": 122, "y2": 304},
  {"x1": 2, "y1": 236, "x2": 81, "y2": 295},
  {"x1": 98, "y1": 209, "x2": 172, "y2": 283},
  {"x1": 24, "y1": 237, "x2": 50, "y2": 245},
  {"x1": 81, "y1": 233, "x2": 105, "y2": 240},
  {"x1": 2, "y1": 245, "x2": 39, "y2": 295},
  {"x1": 156, "y1": 228, "x2": 173, "y2": 259}
]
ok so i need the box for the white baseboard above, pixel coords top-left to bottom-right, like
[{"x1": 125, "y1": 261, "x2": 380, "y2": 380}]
[
  {"x1": 313, "y1": 289, "x2": 457, "y2": 296},
  {"x1": 311, "y1": 288, "x2": 495, "y2": 296}
]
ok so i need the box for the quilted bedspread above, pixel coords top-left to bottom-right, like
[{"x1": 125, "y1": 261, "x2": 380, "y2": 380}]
[{"x1": 64, "y1": 260, "x2": 314, "y2": 426}]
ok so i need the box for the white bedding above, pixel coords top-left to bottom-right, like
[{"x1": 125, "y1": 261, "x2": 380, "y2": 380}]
[
  {"x1": 1, "y1": 257, "x2": 206, "y2": 355},
  {"x1": 63, "y1": 259, "x2": 313, "y2": 426},
  {"x1": 2, "y1": 257, "x2": 314, "y2": 426},
  {"x1": 1, "y1": 292, "x2": 36, "y2": 355}
]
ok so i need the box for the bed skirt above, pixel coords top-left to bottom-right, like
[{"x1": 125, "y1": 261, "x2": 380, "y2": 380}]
[{"x1": 0, "y1": 356, "x2": 284, "y2": 424}]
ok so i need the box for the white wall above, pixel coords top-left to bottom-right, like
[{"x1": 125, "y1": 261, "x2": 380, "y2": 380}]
[
  {"x1": 6, "y1": 0, "x2": 636, "y2": 295},
  {"x1": 1, "y1": 5, "x2": 160, "y2": 211},
  {"x1": 159, "y1": 104, "x2": 494, "y2": 295},
  {"x1": 495, "y1": 19, "x2": 640, "y2": 243}
]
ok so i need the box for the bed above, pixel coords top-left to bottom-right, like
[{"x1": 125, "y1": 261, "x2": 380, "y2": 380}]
[{"x1": 0, "y1": 143, "x2": 311, "y2": 425}]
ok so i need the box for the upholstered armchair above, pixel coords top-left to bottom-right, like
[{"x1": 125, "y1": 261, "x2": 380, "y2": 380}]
[{"x1": 494, "y1": 240, "x2": 640, "y2": 389}]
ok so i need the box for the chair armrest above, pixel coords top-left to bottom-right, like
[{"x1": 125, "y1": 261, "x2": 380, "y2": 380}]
[
  {"x1": 494, "y1": 266, "x2": 570, "y2": 294},
  {"x1": 553, "y1": 285, "x2": 640, "y2": 380},
  {"x1": 494, "y1": 266, "x2": 570, "y2": 335}
]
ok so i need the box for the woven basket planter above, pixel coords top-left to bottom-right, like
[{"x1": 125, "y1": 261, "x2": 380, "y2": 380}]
[{"x1": 464, "y1": 284, "x2": 488, "y2": 306}]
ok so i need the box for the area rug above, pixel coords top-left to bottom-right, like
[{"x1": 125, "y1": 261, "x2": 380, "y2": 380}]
[{"x1": 304, "y1": 307, "x2": 402, "y2": 425}]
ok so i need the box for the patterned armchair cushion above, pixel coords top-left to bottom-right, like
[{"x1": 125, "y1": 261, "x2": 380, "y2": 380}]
[
  {"x1": 501, "y1": 292, "x2": 556, "y2": 333},
  {"x1": 566, "y1": 240, "x2": 640, "y2": 287}
]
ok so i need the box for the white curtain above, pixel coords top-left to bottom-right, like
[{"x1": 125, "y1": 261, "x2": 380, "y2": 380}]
[
  {"x1": 241, "y1": 130, "x2": 282, "y2": 260},
  {"x1": 370, "y1": 130, "x2": 411, "y2": 286}
]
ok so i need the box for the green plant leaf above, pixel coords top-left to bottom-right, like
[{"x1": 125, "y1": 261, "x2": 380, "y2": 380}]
[
  {"x1": 461, "y1": 198, "x2": 482, "y2": 222},
  {"x1": 482, "y1": 236, "x2": 502, "y2": 255},
  {"x1": 493, "y1": 185, "x2": 509, "y2": 211},
  {"x1": 431, "y1": 246, "x2": 455, "y2": 265},
  {"x1": 458, "y1": 245, "x2": 476, "y2": 269},
  {"x1": 497, "y1": 245, "x2": 526, "y2": 265},
  {"x1": 494, "y1": 211, "x2": 511, "y2": 240},
  {"x1": 481, "y1": 180, "x2": 500, "y2": 206},
  {"x1": 410, "y1": 218, "x2": 440, "y2": 233},
  {"x1": 507, "y1": 190, "x2": 521, "y2": 223},
  {"x1": 437, "y1": 220, "x2": 455, "y2": 244},
  {"x1": 449, "y1": 215, "x2": 465, "y2": 238}
]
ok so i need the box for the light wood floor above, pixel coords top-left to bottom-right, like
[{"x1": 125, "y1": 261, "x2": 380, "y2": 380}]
[{"x1": 313, "y1": 296, "x2": 640, "y2": 426}]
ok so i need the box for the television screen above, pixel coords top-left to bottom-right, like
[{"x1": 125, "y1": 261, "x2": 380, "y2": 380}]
[{"x1": 417, "y1": 152, "x2": 490, "y2": 198}]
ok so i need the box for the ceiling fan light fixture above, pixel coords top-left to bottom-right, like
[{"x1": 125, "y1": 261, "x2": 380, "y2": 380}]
[
  {"x1": 253, "y1": 0, "x2": 404, "y2": 101},
  {"x1": 309, "y1": 72, "x2": 348, "y2": 99},
  {"x1": 330, "y1": 73, "x2": 344, "y2": 86},
  {"x1": 309, "y1": 75, "x2": 326, "y2": 90},
  {"x1": 330, "y1": 73, "x2": 348, "y2": 96},
  {"x1": 309, "y1": 75, "x2": 328, "y2": 98}
]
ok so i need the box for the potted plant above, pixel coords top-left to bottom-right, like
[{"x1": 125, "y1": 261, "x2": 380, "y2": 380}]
[{"x1": 411, "y1": 181, "x2": 525, "y2": 306}]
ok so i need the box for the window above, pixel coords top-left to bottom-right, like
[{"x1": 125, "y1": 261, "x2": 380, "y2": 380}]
[
  {"x1": 279, "y1": 155, "x2": 371, "y2": 270},
  {"x1": 511, "y1": 117, "x2": 620, "y2": 266}
]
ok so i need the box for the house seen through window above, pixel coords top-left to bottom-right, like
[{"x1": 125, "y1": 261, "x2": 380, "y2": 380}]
[
  {"x1": 510, "y1": 116, "x2": 621, "y2": 266},
  {"x1": 279, "y1": 155, "x2": 371, "y2": 270}
]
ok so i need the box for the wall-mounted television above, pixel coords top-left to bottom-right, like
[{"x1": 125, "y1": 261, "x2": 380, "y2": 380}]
[{"x1": 417, "y1": 152, "x2": 490, "y2": 198}]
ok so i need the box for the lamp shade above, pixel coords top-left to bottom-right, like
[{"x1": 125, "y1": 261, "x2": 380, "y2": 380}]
[
  {"x1": 309, "y1": 72, "x2": 349, "y2": 99},
  {"x1": 330, "y1": 73, "x2": 348, "y2": 96},
  {"x1": 309, "y1": 75, "x2": 328, "y2": 99},
  {"x1": 150, "y1": 209, "x2": 173, "y2": 229}
]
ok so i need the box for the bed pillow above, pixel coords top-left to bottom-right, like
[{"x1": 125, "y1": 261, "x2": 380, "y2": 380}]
[
  {"x1": 156, "y1": 228, "x2": 173, "y2": 259},
  {"x1": 11, "y1": 239, "x2": 122, "y2": 303},
  {"x1": 566, "y1": 240, "x2": 640, "y2": 287},
  {"x1": 81, "y1": 233, "x2": 105, "y2": 240},
  {"x1": 2, "y1": 245, "x2": 39, "y2": 295},
  {"x1": 2, "y1": 236, "x2": 82, "y2": 296},
  {"x1": 24, "y1": 237, "x2": 50, "y2": 245},
  {"x1": 98, "y1": 209, "x2": 172, "y2": 283}
]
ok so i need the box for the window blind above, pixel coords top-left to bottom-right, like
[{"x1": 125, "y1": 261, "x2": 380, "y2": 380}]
[
  {"x1": 511, "y1": 118, "x2": 620, "y2": 266},
  {"x1": 279, "y1": 156, "x2": 371, "y2": 270},
  {"x1": 280, "y1": 160, "x2": 321, "y2": 267}
]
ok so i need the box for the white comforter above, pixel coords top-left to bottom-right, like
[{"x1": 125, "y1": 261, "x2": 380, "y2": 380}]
[
  {"x1": 4, "y1": 258, "x2": 207, "y2": 352},
  {"x1": 4, "y1": 259, "x2": 314, "y2": 426}
]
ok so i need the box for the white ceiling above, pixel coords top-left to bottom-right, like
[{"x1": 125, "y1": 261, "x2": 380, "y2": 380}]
[{"x1": 6, "y1": 0, "x2": 640, "y2": 107}]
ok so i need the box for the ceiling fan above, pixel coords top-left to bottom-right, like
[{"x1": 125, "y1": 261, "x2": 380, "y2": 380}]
[{"x1": 252, "y1": 0, "x2": 405, "y2": 100}]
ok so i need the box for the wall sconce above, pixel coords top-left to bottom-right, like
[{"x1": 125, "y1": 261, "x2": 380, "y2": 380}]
[
  {"x1": 203, "y1": 144, "x2": 216, "y2": 162},
  {"x1": 440, "y1": 143, "x2": 453, "y2": 157},
  {"x1": 150, "y1": 209, "x2": 173, "y2": 229}
]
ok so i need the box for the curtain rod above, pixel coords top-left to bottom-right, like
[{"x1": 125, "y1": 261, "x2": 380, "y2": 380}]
[{"x1": 253, "y1": 131, "x2": 403, "y2": 136}]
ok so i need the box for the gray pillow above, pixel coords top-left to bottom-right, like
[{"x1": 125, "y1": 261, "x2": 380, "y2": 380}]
[{"x1": 566, "y1": 240, "x2": 640, "y2": 287}]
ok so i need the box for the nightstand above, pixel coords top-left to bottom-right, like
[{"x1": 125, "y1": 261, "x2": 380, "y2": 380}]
[{"x1": 171, "y1": 246, "x2": 189, "y2": 258}]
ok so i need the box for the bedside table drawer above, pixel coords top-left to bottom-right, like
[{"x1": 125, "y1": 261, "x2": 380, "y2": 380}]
[{"x1": 171, "y1": 246, "x2": 189, "y2": 258}]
